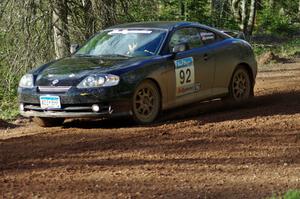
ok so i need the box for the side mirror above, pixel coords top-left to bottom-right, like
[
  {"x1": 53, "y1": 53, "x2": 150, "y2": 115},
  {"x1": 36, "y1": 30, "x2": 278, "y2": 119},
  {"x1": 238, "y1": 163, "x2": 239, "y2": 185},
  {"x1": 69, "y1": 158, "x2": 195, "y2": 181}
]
[
  {"x1": 171, "y1": 43, "x2": 189, "y2": 54},
  {"x1": 70, "y1": 44, "x2": 80, "y2": 54}
]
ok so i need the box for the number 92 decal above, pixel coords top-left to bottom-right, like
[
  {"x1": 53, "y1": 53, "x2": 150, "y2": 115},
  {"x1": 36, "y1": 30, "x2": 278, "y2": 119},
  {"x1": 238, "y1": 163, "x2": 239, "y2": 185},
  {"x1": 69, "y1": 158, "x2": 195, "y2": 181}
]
[{"x1": 174, "y1": 57, "x2": 195, "y2": 96}]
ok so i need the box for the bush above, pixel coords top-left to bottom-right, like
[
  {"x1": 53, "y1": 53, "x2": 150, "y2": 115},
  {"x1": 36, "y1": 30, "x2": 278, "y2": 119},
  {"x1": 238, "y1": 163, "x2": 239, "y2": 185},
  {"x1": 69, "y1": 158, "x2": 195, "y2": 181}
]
[
  {"x1": 256, "y1": 8, "x2": 297, "y2": 36},
  {"x1": 252, "y1": 37, "x2": 300, "y2": 57}
]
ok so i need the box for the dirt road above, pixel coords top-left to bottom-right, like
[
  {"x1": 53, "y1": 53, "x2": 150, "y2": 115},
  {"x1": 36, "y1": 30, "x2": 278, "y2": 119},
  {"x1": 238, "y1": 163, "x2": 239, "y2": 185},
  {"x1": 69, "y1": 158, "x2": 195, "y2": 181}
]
[{"x1": 1, "y1": 60, "x2": 300, "y2": 199}]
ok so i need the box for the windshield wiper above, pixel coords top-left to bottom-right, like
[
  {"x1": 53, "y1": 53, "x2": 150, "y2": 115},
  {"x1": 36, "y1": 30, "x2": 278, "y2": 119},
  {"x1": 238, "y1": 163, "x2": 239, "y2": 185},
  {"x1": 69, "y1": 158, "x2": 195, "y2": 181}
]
[
  {"x1": 74, "y1": 54, "x2": 96, "y2": 57},
  {"x1": 100, "y1": 54, "x2": 132, "y2": 58}
]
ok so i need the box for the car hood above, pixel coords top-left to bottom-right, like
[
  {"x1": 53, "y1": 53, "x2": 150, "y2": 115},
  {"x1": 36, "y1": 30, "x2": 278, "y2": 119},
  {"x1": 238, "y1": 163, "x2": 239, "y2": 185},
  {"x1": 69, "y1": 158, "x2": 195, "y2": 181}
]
[{"x1": 35, "y1": 56, "x2": 152, "y2": 86}]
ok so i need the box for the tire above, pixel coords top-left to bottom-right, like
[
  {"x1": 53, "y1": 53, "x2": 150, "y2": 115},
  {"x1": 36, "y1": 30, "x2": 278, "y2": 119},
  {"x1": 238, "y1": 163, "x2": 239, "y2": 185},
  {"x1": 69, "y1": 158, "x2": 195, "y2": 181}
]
[
  {"x1": 229, "y1": 66, "x2": 252, "y2": 102},
  {"x1": 132, "y1": 80, "x2": 161, "y2": 124},
  {"x1": 33, "y1": 117, "x2": 64, "y2": 127}
]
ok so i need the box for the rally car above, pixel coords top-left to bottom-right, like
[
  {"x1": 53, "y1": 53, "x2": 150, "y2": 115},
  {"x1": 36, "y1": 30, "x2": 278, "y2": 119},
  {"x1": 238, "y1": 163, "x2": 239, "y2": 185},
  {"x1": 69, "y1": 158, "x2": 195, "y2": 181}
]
[{"x1": 18, "y1": 21, "x2": 257, "y2": 127}]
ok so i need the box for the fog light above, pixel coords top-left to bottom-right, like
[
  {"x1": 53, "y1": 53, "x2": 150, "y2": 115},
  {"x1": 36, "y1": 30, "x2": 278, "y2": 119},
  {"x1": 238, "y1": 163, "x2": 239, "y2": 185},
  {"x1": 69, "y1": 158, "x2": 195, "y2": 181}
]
[
  {"x1": 19, "y1": 103, "x2": 24, "y2": 111},
  {"x1": 92, "y1": 104, "x2": 100, "y2": 112}
]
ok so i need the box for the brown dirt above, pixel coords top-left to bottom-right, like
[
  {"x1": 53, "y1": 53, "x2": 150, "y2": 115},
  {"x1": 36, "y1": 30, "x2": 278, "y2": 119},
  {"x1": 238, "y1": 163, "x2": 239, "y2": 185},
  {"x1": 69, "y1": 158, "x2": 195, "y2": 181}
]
[
  {"x1": 0, "y1": 119, "x2": 17, "y2": 130},
  {"x1": 294, "y1": 51, "x2": 300, "y2": 58},
  {"x1": 257, "y1": 51, "x2": 292, "y2": 65},
  {"x1": 1, "y1": 60, "x2": 300, "y2": 199}
]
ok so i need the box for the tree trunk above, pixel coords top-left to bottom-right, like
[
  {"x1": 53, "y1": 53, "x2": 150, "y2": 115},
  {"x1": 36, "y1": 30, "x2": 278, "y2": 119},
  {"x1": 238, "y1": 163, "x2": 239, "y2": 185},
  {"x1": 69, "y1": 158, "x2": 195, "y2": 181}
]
[
  {"x1": 240, "y1": 0, "x2": 247, "y2": 32},
  {"x1": 211, "y1": 0, "x2": 227, "y2": 26},
  {"x1": 232, "y1": 0, "x2": 257, "y2": 35},
  {"x1": 232, "y1": 0, "x2": 242, "y2": 24},
  {"x1": 211, "y1": 0, "x2": 216, "y2": 25},
  {"x1": 180, "y1": 0, "x2": 185, "y2": 19},
  {"x1": 269, "y1": 0, "x2": 274, "y2": 9},
  {"x1": 246, "y1": 0, "x2": 257, "y2": 36},
  {"x1": 99, "y1": 0, "x2": 117, "y2": 28},
  {"x1": 52, "y1": 0, "x2": 70, "y2": 59},
  {"x1": 299, "y1": 0, "x2": 300, "y2": 15},
  {"x1": 82, "y1": 0, "x2": 95, "y2": 39}
]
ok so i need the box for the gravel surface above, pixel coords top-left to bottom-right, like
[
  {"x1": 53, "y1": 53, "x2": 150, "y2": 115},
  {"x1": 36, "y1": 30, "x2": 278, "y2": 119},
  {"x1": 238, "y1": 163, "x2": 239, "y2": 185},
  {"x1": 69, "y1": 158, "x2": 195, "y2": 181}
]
[{"x1": 1, "y1": 61, "x2": 300, "y2": 199}]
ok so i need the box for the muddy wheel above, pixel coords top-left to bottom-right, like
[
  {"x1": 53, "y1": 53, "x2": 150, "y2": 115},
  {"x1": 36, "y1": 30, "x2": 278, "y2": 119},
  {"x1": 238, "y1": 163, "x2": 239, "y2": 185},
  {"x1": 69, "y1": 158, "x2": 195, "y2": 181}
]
[
  {"x1": 33, "y1": 117, "x2": 64, "y2": 127},
  {"x1": 132, "y1": 80, "x2": 161, "y2": 124},
  {"x1": 229, "y1": 67, "x2": 252, "y2": 102}
]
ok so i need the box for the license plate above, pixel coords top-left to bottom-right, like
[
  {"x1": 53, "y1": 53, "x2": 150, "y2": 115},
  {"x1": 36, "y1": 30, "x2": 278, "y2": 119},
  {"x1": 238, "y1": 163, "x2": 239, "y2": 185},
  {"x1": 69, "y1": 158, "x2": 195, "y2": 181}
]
[{"x1": 40, "y1": 96, "x2": 61, "y2": 109}]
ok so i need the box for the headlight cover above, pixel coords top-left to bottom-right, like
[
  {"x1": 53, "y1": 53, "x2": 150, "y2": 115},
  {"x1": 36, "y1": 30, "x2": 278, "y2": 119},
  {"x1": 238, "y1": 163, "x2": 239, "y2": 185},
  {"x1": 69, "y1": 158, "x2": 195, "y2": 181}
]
[
  {"x1": 19, "y1": 74, "x2": 34, "y2": 88},
  {"x1": 77, "y1": 74, "x2": 120, "y2": 88}
]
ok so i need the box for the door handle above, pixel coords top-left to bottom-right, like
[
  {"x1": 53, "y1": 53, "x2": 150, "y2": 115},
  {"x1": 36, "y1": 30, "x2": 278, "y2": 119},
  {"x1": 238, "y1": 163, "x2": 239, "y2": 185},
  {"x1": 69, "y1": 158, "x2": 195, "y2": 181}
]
[{"x1": 204, "y1": 54, "x2": 209, "y2": 61}]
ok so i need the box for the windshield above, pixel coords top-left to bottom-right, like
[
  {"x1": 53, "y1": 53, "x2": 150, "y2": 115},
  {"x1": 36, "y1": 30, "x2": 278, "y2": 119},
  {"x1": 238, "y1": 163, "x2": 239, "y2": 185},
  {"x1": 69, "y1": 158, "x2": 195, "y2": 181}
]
[{"x1": 75, "y1": 29, "x2": 167, "y2": 58}]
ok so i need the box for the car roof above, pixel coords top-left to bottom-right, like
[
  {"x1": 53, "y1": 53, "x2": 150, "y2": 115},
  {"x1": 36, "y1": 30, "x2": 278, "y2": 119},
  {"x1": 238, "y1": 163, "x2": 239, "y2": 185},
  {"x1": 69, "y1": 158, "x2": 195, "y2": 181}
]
[
  {"x1": 109, "y1": 21, "x2": 206, "y2": 31},
  {"x1": 108, "y1": 21, "x2": 231, "y2": 40}
]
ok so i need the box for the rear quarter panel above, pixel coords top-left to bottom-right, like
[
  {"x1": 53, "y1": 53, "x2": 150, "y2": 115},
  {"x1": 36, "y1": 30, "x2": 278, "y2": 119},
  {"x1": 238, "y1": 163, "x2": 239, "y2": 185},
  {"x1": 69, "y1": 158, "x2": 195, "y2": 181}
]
[{"x1": 212, "y1": 38, "x2": 257, "y2": 95}]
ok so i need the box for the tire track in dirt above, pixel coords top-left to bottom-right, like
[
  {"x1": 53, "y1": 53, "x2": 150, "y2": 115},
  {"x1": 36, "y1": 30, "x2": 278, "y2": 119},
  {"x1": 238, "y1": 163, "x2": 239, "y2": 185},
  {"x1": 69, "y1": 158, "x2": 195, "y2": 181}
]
[{"x1": 1, "y1": 61, "x2": 300, "y2": 199}]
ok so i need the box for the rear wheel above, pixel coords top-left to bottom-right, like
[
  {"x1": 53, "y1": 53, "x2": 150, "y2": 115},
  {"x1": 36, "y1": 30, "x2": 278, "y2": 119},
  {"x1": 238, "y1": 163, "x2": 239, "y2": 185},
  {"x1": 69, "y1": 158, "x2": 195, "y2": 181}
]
[
  {"x1": 229, "y1": 67, "x2": 252, "y2": 102},
  {"x1": 132, "y1": 80, "x2": 161, "y2": 124},
  {"x1": 33, "y1": 117, "x2": 64, "y2": 127}
]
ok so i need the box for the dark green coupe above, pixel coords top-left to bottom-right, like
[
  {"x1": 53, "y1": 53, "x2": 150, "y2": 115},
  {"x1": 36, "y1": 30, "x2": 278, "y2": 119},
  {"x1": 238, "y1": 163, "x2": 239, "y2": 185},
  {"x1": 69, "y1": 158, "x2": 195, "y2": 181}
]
[{"x1": 18, "y1": 21, "x2": 257, "y2": 127}]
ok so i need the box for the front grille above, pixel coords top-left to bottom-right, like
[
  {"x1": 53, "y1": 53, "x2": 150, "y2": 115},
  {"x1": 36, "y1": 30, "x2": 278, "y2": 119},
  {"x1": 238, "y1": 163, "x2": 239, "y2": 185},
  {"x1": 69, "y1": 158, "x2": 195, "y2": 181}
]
[{"x1": 38, "y1": 86, "x2": 71, "y2": 93}]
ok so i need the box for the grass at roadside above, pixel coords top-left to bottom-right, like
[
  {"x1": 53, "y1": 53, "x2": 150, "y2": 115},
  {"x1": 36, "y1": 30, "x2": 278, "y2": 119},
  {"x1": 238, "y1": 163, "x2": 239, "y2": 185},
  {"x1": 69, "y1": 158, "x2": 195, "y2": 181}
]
[
  {"x1": 252, "y1": 37, "x2": 300, "y2": 57},
  {"x1": 268, "y1": 190, "x2": 300, "y2": 199},
  {"x1": 0, "y1": 98, "x2": 19, "y2": 121}
]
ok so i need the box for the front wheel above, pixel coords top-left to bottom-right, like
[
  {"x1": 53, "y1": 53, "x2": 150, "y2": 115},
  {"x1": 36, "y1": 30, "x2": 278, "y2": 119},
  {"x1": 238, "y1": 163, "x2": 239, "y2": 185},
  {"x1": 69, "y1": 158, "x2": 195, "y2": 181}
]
[
  {"x1": 33, "y1": 117, "x2": 64, "y2": 127},
  {"x1": 132, "y1": 80, "x2": 161, "y2": 124},
  {"x1": 229, "y1": 67, "x2": 252, "y2": 102}
]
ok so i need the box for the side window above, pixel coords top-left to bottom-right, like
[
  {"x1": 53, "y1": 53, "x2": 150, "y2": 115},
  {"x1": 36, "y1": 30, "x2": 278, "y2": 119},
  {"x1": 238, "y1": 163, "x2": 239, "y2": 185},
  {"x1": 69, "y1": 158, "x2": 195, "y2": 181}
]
[
  {"x1": 169, "y1": 28, "x2": 202, "y2": 51},
  {"x1": 199, "y1": 29, "x2": 217, "y2": 45}
]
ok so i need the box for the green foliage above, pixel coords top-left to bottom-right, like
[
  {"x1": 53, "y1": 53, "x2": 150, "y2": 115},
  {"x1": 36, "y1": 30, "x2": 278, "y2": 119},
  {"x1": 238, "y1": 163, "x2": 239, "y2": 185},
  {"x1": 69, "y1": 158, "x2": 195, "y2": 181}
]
[
  {"x1": 157, "y1": 0, "x2": 236, "y2": 28},
  {"x1": 0, "y1": 1, "x2": 54, "y2": 120},
  {"x1": 256, "y1": 6, "x2": 299, "y2": 36},
  {"x1": 268, "y1": 190, "x2": 300, "y2": 199},
  {"x1": 0, "y1": 66, "x2": 19, "y2": 120},
  {"x1": 278, "y1": 38, "x2": 300, "y2": 57},
  {"x1": 253, "y1": 37, "x2": 300, "y2": 57},
  {"x1": 0, "y1": 100, "x2": 19, "y2": 121},
  {"x1": 122, "y1": 0, "x2": 160, "y2": 22}
]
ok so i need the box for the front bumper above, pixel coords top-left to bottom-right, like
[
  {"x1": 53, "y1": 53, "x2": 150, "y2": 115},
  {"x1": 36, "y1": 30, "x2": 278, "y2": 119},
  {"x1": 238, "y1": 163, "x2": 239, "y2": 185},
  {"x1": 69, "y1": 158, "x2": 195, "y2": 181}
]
[
  {"x1": 20, "y1": 110, "x2": 113, "y2": 118},
  {"x1": 18, "y1": 86, "x2": 132, "y2": 118},
  {"x1": 19, "y1": 107, "x2": 129, "y2": 118}
]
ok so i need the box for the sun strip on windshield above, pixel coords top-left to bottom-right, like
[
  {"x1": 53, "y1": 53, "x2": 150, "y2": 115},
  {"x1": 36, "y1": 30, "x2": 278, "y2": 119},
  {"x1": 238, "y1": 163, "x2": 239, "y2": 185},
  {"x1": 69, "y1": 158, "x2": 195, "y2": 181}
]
[{"x1": 108, "y1": 29, "x2": 153, "y2": 35}]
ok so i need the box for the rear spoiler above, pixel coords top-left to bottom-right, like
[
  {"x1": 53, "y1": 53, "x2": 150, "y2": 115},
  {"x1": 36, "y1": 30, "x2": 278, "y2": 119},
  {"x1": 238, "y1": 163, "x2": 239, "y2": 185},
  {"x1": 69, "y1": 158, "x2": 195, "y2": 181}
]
[{"x1": 220, "y1": 30, "x2": 246, "y2": 40}]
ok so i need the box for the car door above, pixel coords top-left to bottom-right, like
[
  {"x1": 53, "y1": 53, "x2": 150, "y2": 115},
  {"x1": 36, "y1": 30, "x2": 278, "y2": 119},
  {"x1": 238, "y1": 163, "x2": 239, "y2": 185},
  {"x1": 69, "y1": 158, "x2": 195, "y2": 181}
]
[
  {"x1": 198, "y1": 28, "x2": 233, "y2": 96},
  {"x1": 168, "y1": 27, "x2": 216, "y2": 107}
]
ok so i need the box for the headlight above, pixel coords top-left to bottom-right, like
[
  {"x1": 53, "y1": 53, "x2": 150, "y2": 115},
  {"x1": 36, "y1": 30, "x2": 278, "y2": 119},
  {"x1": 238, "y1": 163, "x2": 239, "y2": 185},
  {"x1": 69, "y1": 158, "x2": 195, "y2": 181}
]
[
  {"x1": 19, "y1": 74, "x2": 34, "y2": 88},
  {"x1": 77, "y1": 74, "x2": 120, "y2": 88}
]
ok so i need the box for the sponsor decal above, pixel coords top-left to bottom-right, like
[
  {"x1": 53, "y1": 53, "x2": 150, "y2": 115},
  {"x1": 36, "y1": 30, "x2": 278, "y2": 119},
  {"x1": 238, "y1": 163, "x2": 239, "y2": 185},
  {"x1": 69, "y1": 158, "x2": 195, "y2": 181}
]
[
  {"x1": 174, "y1": 57, "x2": 195, "y2": 96},
  {"x1": 52, "y1": 79, "x2": 59, "y2": 86}
]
